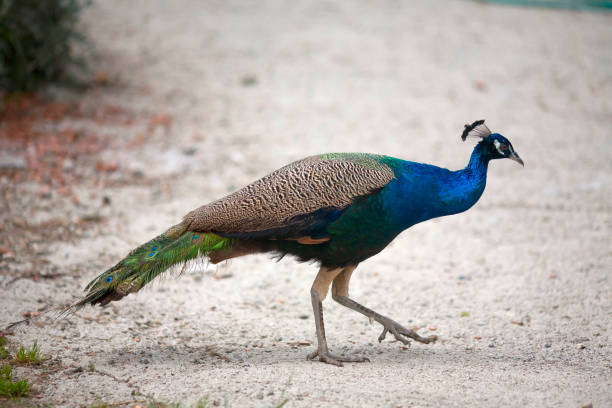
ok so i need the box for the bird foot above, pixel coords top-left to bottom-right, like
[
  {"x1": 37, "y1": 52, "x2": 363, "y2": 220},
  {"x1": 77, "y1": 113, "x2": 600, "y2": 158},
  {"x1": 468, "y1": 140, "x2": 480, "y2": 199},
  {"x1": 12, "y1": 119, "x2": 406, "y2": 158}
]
[
  {"x1": 307, "y1": 349, "x2": 370, "y2": 367},
  {"x1": 377, "y1": 319, "x2": 437, "y2": 345}
]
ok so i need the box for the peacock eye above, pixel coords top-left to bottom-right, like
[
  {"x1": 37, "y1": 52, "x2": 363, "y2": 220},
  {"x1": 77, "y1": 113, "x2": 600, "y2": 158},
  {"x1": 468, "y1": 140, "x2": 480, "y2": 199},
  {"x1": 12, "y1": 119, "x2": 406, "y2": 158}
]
[
  {"x1": 106, "y1": 276, "x2": 113, "y2": 283},
  {"x1": 499, "y1": 143, "x2": 508, "y2": 151}
]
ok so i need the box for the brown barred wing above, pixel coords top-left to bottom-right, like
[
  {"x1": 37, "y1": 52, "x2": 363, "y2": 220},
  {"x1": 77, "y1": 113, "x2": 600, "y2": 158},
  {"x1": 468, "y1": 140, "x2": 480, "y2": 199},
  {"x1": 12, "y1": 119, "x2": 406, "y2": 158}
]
[{"x1": 183, "y1": 153, "x2": 394, "y2": 235}]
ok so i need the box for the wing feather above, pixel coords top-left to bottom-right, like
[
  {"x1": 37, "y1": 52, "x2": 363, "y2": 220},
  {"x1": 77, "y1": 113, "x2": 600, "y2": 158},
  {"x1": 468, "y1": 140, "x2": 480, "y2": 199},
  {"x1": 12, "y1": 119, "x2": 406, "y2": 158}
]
[{"x1": 183, "y1": 153, "x2": 394, "y2": 236}]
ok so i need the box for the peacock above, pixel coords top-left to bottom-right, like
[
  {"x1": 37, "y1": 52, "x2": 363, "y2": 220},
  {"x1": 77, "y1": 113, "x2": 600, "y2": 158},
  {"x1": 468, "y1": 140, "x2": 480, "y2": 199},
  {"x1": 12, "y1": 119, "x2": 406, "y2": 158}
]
[{"x1": 67, "y1": 120, "x2": 523, "y2": 366}]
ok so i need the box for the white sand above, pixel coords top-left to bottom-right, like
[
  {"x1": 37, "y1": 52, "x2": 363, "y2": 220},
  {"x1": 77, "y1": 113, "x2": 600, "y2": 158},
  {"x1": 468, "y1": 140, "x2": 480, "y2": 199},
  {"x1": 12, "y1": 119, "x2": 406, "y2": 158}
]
[{"x1": 2, "y1": 1, "x2": 611, "y2": 406}]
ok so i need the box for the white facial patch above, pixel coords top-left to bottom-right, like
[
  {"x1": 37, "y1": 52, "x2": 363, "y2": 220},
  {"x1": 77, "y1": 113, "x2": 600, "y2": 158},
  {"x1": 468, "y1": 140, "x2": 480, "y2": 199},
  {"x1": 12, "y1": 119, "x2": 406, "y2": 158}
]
[{"x1": 493, "y1": 139, "x2": 505, "y2": 155}]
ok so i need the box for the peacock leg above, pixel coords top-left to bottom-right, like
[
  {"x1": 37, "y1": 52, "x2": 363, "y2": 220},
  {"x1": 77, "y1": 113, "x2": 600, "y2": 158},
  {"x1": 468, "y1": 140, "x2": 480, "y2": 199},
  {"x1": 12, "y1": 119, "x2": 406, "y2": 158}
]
[
  {"x1": 307, "y1": 266, "x2": 371, "y2": 366},
  {"x1": 332, "y1": 267, "x2": 436, "y2": 346}
]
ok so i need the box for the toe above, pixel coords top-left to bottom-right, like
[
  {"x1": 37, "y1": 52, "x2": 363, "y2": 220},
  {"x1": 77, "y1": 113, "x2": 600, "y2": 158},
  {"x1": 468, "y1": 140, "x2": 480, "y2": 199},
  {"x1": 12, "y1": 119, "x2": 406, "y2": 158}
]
[
  {"x1": 319, "y1": 355, "x2": 344, "y2": 366},
  {"x1": 307, "y1": 350, "x2": 370, "y2": 366},
  {"x1": 377, "y1": 328, "x2": 388, "y2": 343}
]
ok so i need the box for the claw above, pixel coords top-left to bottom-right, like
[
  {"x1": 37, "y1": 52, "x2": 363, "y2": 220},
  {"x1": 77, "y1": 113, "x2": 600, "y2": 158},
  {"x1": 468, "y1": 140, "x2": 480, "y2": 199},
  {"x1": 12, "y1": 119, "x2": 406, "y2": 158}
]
[{"x1": 377, "y1": 319, "x2": 437, "y2": 345}]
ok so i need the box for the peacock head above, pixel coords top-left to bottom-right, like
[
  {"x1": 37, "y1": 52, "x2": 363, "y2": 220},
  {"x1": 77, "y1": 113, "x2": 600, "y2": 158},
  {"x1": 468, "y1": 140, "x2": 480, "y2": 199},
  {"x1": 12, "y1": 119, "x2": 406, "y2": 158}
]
[{"x1": 461, "y1": 120, "x2": 524, "y2": 166}]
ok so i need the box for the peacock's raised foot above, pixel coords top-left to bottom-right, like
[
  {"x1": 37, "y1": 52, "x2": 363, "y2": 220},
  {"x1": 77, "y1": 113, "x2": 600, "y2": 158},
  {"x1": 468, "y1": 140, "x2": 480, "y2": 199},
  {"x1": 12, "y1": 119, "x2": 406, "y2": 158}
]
[
  {"x1": 306, "y1": 349, "x2": 370, "y2": 367},
  {"x1": 377, "y1": 317, "x2": 437, "y2": 345}
]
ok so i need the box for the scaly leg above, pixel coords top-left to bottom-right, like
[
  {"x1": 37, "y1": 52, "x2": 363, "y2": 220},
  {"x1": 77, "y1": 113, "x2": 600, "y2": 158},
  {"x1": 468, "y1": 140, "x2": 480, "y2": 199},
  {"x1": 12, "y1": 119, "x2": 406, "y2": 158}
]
[
  {"x1": 331, "y1": 267, "x2": 436, "y2": 346},
  {"x1": 307, "y1": 266, "x2": 371, "y2": 366}
]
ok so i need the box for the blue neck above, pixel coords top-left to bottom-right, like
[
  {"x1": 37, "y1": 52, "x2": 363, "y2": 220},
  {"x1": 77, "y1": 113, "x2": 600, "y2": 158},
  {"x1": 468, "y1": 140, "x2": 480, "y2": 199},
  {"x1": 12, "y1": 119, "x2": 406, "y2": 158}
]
[
  {"x1": 380, "y1": 142, "x2": 492, "y2": 232},
  {"x1": 437, "y1": 142, "x2": 490, "y2": 215}
]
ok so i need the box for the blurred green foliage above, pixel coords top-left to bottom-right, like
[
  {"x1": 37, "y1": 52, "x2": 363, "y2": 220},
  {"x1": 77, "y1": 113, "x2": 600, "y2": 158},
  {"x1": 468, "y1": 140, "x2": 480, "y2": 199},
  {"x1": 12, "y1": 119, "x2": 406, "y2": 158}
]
[{"x1": 0, "y1": 0, "x2": 88, "y2": 92}]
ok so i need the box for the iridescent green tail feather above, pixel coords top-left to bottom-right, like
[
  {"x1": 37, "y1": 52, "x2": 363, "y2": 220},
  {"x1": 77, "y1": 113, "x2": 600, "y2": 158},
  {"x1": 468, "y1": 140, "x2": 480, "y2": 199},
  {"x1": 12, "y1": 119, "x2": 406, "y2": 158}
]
[{"x1": 65, "y1": 223, "x2": 233, "y2": 313}]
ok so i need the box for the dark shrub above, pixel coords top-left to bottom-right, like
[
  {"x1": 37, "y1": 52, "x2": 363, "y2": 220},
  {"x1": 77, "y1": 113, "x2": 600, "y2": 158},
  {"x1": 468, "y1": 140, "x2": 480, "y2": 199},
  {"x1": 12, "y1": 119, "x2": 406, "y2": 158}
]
[{"x1": 0, "y1": 0, "x2": 88, "y2": 92}]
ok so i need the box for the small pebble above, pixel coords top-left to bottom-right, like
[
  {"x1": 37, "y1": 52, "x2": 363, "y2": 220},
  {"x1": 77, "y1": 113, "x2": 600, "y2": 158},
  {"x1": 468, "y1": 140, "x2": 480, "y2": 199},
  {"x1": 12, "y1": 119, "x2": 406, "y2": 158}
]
[
  {"x1": 241, "y1": 75, "x2": 258, "y2": 86},
  {"x1": 544, "y1": 343, "x2": 551, "y2": 348},
  {"x1": 578, "y1": 343, "x2": 585, "y2": 350},
  {"x1": 488, "y1": 343, "x2": 494, "y2": 348}
]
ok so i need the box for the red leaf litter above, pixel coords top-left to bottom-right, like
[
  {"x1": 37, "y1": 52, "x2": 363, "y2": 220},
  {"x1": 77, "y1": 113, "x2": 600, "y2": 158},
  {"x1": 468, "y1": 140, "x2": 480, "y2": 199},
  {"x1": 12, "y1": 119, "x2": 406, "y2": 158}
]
[{"x1": 0, "y1": 93, "x2": 171, "y2": 195}]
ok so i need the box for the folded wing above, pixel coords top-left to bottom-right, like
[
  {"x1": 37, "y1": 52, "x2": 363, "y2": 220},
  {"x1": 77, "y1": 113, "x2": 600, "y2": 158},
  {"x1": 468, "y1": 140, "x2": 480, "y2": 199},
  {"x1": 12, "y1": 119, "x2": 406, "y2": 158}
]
[{"x1": 183, "y1": 153, "x2": 394, "y2": 240}]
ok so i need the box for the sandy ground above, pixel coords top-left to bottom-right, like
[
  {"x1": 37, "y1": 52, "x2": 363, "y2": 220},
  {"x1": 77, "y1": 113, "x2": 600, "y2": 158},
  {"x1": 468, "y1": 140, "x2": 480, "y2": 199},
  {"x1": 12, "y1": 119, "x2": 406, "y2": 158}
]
[{"x1": 1, "y1": 1, "x2": 611, "y2": 407}]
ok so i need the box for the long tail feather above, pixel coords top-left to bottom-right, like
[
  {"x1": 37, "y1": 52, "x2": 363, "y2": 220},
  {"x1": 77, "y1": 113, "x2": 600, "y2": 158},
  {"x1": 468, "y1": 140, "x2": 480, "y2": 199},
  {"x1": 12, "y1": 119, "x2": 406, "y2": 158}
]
[{"x1": 63, "y1": 223, "x2": 234, "y2": 315}]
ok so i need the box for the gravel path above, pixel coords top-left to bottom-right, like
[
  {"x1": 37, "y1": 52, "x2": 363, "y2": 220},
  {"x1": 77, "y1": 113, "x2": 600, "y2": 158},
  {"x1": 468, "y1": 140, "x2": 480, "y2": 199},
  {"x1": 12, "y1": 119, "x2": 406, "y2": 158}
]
[{"x1": 1, "y1": 1, "x2": 611, "y2": 407}]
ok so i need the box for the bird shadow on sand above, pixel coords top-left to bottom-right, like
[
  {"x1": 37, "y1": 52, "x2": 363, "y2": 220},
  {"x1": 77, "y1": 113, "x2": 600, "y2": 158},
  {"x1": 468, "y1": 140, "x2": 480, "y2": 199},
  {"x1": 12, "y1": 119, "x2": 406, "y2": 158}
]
[{"x1": 93, "y1": 340, "x2": 533, "y2": 370}]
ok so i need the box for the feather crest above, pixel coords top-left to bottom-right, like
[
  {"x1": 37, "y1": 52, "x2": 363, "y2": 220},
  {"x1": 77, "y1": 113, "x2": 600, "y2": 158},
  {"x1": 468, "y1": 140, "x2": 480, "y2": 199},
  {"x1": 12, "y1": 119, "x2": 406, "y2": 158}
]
[{"x1": 461, "y1": 119, "x2": 491, "y2": 141}]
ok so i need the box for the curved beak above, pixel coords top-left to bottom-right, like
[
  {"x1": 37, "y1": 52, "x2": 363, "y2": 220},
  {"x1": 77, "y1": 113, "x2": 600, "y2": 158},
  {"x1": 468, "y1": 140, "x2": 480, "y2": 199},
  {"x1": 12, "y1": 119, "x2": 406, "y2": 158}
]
[{"x1": 509, "y1": 151, "x2": 524, "y2": 167}]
